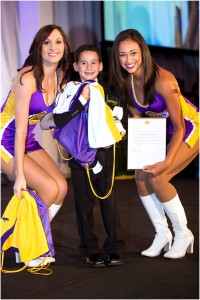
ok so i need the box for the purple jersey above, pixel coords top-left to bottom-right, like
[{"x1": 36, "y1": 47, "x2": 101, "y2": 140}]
[
  {"x1": 1, "y1": 89, "x2": 55, "y2": 163},
  {"x1": 131, "y1": 80, "x2": 199, "y2": 148}
]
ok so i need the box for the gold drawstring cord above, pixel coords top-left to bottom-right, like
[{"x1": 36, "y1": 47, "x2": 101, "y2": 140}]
[
  {"x1": 55, "y1": 138, "x2": 116, "y2": 199},
  {"x1": 0, "y1": 251, "x2": 52, "y2": 275},
  {"x1": 55, "y1": 140, "x2": 73, "y2": 161},
  {"x1": 85, "y1": 144, "x2": 116, "y2": 200}
]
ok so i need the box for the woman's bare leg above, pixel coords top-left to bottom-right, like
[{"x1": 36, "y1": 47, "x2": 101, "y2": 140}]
[
  {"x1": 1, "y1": 149, "x2": 67, "y2": 207},
  {"x1": 147, "y1": 140, "x2": 199, "y2": 202},
  {"x1": 2, "y1": 149, "x2": 67, "y2": 265},
  {"x1": 27, "y1": 149, "x2": 67, "y2": 205},
  {"x1": 135, "y1": 140, "x2": 198, "y2": 258}
]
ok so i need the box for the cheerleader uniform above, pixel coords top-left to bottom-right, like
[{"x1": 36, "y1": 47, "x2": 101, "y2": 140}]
[
  {"x1": 131, "y1": 80, "x2": 199, "y2": 148},
  {"x1": 1, "y1": 89, "x2": 55, "y2": 163}
]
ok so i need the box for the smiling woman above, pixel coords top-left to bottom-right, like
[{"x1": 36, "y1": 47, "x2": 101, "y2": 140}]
[
  {"x1": 109, "y1": 29, "x2": 199, "y2": 260},
  {"x1": 0, "y1": 24, "x2": 71, "y2": 267},
  {"x1": 42, "y1": 30, "x2": 66, "y2": 67}
]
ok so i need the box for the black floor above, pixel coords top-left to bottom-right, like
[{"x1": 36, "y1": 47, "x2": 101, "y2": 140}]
[{"x1": 1, "y1": 175, "x2": 199, "y2": 299}]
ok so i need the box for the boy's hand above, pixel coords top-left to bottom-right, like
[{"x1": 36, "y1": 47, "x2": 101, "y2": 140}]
[{"x1": 81, "y1": 85, "x2": 90, "y2": 100}]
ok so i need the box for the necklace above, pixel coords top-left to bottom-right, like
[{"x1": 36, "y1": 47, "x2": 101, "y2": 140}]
[{"x1": 42, "y1": 72, "x2": 57, "y2": 106}]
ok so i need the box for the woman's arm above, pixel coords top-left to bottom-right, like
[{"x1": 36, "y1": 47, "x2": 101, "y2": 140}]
[
  {"x1": 157, "y1": 75, "x2": 185, "y2": 165},
  {"x1": 144, "y1": 71, "x2": 185, "y2": 174},
  {"x1": 12, "y1": 71, "x2": 36, "y2": 197}
]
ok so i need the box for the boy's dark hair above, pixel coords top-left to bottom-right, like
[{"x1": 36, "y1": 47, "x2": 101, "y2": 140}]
[{"x1": 74, "y1": 44, "x2": 102, "y2": 63}]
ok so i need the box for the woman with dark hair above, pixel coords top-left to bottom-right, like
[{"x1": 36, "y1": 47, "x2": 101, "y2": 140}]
[
  {"x1": 1, "y1": 24, "x2": 70, "y2": 266},
  {"x1": 110, "y1": 29, "x2": 199, "y2": 259}
]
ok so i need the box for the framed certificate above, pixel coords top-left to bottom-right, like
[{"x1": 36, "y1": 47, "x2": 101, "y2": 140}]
[{"x1": 127, "y1": 118, "x2": 166, "y2": 169}]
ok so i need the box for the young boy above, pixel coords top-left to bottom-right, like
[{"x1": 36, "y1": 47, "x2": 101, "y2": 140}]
[{"x1": 41, "y1": 44, "x2": 126, "y2": 267}]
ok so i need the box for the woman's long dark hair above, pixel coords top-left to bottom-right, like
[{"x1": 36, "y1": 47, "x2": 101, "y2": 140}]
[
  {"x1": 18, "y1": 24, "x2": 71, "y2": 91},
  {"x1": 109, "y1": 29, "x2": 159, "y2": 106}
]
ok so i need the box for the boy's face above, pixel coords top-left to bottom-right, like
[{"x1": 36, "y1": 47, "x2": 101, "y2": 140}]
[{"x1": 73, "y1": 50, "x2": 103, "y2": 81}]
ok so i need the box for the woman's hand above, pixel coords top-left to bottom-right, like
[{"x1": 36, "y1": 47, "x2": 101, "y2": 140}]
[
  {"x1": 13, "y1": 175, "x2": 27, "y2": 199},
  {"x1": 143, "y1": 160, "x2": 170, "y2": 176}
]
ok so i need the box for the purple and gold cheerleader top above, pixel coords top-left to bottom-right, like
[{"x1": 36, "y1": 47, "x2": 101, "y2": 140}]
[
  {"x1": 131, "y1": 78, "x2": 199, "y2": 148},
  {"x1": 1, "y1": 89, "x2": 55, "y2": 163}
]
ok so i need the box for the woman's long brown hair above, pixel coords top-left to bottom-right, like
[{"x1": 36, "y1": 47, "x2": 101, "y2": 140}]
[{"x1": 18, "y1": 24, "x2": 71, "y2": 92}]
